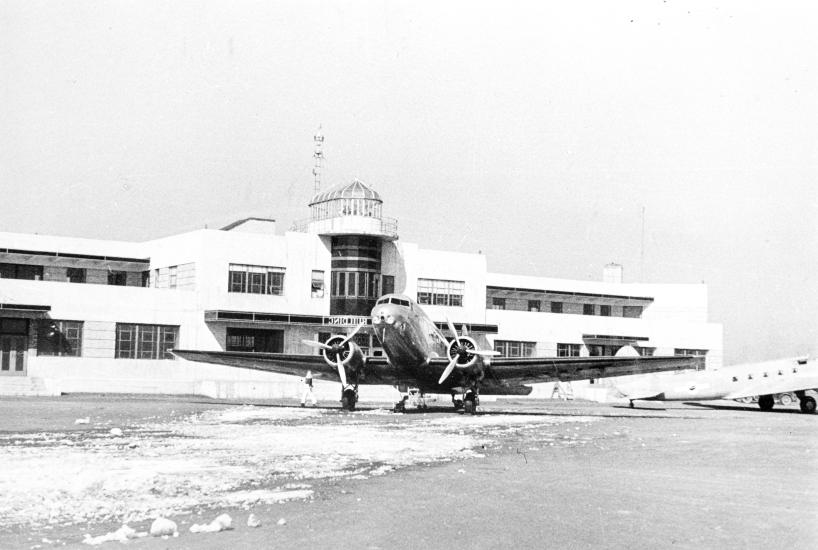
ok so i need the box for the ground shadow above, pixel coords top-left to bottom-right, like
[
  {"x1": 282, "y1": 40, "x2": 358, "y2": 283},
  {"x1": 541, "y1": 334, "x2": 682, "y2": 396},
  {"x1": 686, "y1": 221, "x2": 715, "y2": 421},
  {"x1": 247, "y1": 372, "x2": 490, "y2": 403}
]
[{"x1": 682, "y1": 402, "x2": 806, "y2": 414}]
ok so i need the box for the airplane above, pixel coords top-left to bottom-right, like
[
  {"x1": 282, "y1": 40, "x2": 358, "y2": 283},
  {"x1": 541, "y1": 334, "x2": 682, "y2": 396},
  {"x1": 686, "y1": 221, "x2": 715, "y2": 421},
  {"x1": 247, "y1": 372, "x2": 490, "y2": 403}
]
[
  {"x1": 173, "y1": 293, "x2": 705, "y2": 414},
  {"x1": 614, "y1": 355, "x2": 818, "y2": 414}
]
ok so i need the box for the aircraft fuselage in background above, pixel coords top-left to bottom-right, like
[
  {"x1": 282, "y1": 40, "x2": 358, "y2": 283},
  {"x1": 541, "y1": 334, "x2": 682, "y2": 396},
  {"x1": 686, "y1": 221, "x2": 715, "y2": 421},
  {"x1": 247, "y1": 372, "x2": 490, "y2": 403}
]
[{"x1": 615, "y1": 356, "x2": 818, "y2": 413}]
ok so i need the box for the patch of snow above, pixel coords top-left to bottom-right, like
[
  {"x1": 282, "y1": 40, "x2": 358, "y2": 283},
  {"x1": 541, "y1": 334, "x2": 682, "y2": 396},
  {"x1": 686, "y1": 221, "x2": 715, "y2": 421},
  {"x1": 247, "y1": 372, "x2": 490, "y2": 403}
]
[{"x1": 149, "y1": 517, "x2": 177, "y2": 537}]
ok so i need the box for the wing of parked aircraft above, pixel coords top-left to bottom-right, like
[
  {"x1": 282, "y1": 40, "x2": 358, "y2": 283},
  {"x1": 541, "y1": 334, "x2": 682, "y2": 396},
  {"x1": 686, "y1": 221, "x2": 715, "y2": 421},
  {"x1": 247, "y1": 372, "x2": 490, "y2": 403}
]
[{"x1": 173, "y1": 349, "x2": 703, "y2": 390}]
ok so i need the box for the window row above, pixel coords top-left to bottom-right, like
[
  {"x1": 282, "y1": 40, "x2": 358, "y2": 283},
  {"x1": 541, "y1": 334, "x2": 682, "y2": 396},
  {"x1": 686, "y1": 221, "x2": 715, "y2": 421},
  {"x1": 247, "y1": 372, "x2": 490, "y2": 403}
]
[
  {"x1": 489, "y1": 297, "x2": 643, "y2": 318},
  {"x1": 229, "y1": 264, "x2": 285, "y2": 295},
  {"x1": 30, "y1": 321, "x2": 178, "y2": 360},
  {"x1": 493, "y1": 340, "x2": 536, "y2": 358},
  {"x1": 0, "y1": 263, "x2": 148, "y2": 286},
  {"x1": 311, "y1": 199, "x2": 382, "y2": 220},
  {"x1": 331, "y1": 271, "x2": 382, "y2": 299},
  {"x1": 675, "y1": 348, "x2": 708, "y2": 357},
  {"x1": 115, "y1": 324, "x2": 179, "y2": 360},
  {"x1": 417, "y1": 278, "x2": 464, "y2": 307}
]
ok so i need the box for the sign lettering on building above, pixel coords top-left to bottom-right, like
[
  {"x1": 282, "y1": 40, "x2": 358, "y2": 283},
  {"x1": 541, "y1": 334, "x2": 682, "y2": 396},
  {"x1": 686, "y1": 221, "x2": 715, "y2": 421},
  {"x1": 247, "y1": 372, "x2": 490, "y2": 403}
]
[{"x1": 323, "y1": 315, "x2": 370, "y2": 326}]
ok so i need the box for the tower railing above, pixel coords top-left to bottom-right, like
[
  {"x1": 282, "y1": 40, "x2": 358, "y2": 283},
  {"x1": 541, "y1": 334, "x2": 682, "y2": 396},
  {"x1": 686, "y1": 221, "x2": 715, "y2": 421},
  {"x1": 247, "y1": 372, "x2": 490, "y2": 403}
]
[{"x1": 289, "y1": 216, "x2": 398, "y2": 239}]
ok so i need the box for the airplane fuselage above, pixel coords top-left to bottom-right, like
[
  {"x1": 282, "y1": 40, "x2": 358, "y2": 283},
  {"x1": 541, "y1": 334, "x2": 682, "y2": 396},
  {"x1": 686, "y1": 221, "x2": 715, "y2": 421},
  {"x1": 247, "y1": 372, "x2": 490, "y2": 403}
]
[
  {"x1": 371, "y1": 294, "x2": 449, "y2": 367},
  {"x1": 616, "y1": 356, "x2": 816, "y2": 402}
]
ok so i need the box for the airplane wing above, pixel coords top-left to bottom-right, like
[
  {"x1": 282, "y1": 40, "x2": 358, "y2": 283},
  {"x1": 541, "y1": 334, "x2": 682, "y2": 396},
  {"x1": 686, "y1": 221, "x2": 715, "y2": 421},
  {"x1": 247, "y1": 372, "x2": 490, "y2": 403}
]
[
  {"x1": 172, "y1": 349, "x2": 404, "y2": 385},
  {"x1": 476, "y1": 355, "x2": 705, "y2": 386},
  {"x1": 173, "y1": 349, "x2": 703, "y2": 393}
]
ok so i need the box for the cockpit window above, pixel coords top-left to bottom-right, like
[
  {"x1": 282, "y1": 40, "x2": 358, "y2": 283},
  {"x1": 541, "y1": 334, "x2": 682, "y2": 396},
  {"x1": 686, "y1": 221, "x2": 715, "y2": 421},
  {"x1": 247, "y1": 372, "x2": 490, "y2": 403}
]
[
  {"x1": 376, "y1": 297, "x2": 388, "y2": 305},
  {"x1": 390, "y1": 298, "x2": 410, "y2": 307}
]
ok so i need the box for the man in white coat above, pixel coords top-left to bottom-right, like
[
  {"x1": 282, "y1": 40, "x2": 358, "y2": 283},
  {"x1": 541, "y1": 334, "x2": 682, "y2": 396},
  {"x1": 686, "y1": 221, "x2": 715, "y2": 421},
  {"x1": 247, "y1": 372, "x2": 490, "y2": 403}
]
[{"x1": 301, "y1": 370, "x2": 317, "y2": 407}]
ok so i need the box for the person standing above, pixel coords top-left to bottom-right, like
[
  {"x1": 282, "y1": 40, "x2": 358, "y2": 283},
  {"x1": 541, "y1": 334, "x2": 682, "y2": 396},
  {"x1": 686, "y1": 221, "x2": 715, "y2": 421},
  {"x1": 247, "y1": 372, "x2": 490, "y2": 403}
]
[{"x1": 301, "y1": 370, "x2": 317, "y2": 407}]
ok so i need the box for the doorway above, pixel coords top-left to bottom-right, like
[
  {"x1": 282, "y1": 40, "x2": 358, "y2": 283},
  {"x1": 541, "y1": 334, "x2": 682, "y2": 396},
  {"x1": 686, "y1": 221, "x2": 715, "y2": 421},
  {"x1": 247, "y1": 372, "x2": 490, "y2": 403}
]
[{"x1": 0, "y1": 318, "x2": 29, "y2": 375}]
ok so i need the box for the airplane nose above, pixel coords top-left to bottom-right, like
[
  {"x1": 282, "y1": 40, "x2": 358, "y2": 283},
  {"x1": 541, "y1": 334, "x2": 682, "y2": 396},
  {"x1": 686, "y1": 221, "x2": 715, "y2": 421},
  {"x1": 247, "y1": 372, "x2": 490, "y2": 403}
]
[{"x1": 371, "y1": 307, "x2": 398, "y2": 325}]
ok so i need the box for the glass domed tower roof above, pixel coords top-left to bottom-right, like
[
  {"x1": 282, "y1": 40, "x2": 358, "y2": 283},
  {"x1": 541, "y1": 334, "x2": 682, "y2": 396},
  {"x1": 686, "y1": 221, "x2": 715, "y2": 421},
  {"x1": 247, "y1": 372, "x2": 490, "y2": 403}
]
[
  {"x1": 292, "y1": 178, "x2": 397, "y2": 240},
  {"x1": 308, "y1": 179, "x2": 381, "y2": 206}
]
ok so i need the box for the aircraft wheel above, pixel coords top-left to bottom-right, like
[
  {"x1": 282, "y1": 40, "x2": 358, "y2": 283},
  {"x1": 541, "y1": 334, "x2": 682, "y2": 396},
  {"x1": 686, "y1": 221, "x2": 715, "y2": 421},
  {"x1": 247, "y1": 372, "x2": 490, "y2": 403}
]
[
  {"x1": 463, "y1": 398, "x2": 475, "y2": 415},
  {"x1": 393, "y1": 399, "x2": 406, "y2": 413},
  {"x1": 799, "y1": 396, "x2": 816, "y2": 414},
  {"x1": 341, "y1": 389, "x2": 357, "y2": 411},
  {"x1": 452, "y1": 399, "x2": 464, "y2": 411},
  {"x1": 779, "y1": 393, "x2": 793, "y2": 406},
  {"x1": 758, "y1": 394, "x2": 775, "y2": 411}
]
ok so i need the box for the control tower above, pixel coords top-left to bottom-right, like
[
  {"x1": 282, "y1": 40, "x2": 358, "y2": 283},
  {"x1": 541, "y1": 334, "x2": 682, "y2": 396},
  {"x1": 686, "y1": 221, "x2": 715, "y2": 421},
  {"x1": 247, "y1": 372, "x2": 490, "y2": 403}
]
[{"x1": 291, "y1": 179, "x2": 398, "y2": 316}]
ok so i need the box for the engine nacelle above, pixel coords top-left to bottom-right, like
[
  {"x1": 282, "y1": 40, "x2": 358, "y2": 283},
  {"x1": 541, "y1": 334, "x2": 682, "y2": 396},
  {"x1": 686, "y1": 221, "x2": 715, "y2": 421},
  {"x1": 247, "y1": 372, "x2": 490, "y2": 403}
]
[
  {"x1": 447, "y1": 336, "x2": 479, "y2": 368},
  {"x1": 321, "y1": 335, "x2": 366, "y2": 372}
]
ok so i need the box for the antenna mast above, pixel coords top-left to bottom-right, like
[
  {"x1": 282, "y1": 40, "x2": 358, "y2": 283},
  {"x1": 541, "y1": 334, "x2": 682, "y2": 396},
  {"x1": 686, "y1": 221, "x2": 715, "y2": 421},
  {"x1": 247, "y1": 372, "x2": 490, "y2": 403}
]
[{"x1": 312, "y1": 126, "x2": 324, "y2": 195}]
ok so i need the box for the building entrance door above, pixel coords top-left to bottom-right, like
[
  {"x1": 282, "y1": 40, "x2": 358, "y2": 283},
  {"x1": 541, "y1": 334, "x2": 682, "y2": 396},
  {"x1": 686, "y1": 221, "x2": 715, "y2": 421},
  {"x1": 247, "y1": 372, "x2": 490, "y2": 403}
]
[{"x1": 0, "y1": 334, "x2": 27, "y2": 375}]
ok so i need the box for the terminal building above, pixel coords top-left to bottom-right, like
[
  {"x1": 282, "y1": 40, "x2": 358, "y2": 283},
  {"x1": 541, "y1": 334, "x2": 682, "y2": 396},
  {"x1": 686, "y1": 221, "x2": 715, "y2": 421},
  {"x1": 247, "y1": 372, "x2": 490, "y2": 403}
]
[{"x1": 0, "y1": 179, "x2": 722, "y2": 401}]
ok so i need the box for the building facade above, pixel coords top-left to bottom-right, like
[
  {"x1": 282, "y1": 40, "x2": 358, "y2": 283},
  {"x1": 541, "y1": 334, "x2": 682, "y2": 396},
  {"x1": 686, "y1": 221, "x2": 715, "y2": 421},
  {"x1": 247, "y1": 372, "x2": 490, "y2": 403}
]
[{"x1": 0, "y1": 180, "x2": 722, "y2": 400}]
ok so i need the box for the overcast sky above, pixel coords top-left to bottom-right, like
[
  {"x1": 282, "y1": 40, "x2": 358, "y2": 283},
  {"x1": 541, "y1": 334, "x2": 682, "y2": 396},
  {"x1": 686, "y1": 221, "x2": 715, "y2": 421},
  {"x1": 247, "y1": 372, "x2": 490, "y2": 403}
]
[{"x1": 1, "y1": 1, "x2": 816, "y2": 364}]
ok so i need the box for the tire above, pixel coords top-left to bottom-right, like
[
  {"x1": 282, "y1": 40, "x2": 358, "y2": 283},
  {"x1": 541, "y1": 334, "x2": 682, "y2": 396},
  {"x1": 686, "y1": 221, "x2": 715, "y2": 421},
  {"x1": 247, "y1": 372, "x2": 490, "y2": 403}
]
[
  {"x1": 779, "y1": 393, "x2": 793, "y2": 406},
  {"x1": 463, "y1": 399, "x2": 475, "y2": 415},
  {"x1": 758, "y1": 394, "x2": 775, "y2": 411},
  {"x1": 341, "y1": 389, "x2": 356, "y2": 411},
  {"x1": 800, "y1": 396, "x2": 816, "y2": 414}
]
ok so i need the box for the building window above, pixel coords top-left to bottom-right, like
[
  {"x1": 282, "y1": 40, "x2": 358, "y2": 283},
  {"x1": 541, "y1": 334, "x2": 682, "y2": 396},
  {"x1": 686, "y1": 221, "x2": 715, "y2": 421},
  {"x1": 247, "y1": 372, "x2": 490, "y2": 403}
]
[
  {"x1": 115, "y1": 324, "x2": 179, "y2": 360},
  {"x1": 600, "y1": 305, "x2": 611, "y2": 316},
  {"x1": 331, "y1": 271, "x2": 382, "y2": 298},
  {"x1": 168, "y1": 266, "x2": 178, "y2": 289},
  {"x1": 311, "y1": 270, "x2": 325, "y2": 298},
  {"x1": 0, "y1": 263, "x2": 44, "y2": 280},
  {"x1": 226, "y1": 327, "x2": 283, "y2": 353},
  {"x1": 491, "y1": 297, "x2": 506, "y2": 310},
  {"x1": 550, "y1": 301, "x2": 563, "y2": 313},
  {"x1": 108, "y1": 271, "x2": 127, "y2": 286},
  {"x1": 623, "y1": 305, "x2": 643, "y2": 318},
  {"x1": 583, "y1": 304, "x2": 595, "y2": 315},
  {"x1": 528, "y1": 300, "x2": 540, "y2": 312},
  {"x1": 557, "y1": 343, "x2": 580, "y2": 357},
  {"x1": 382, "y1": 275, "x2": 395, "y2": 296},
  {"x1": 37, "y1": 320, "x2": 82, "y2": 357},
  {"x1": 675, "y1": 348, "x2": 708, "y2": 357},
  {"x1": 494, "y1": 340, "x2": 536, "y2": 358},
  {"x1": 635, "y1": 346, "x2": 655, "y2": 356},
  {"x1": 228, "y1": 264, "x2": 285, "y2": 295},
  {"x1": 141, "y1": 271, "x2": 150, "y2": 287},
  {"x1": 66, "y1": 267, "x2": 86, "y2": 283},
  {"x1": 588, "y1": 344, "x2": 623, "y2": 356},
  {"x1": 417, "y1": 278, "x2": 464, "y2": 307}
]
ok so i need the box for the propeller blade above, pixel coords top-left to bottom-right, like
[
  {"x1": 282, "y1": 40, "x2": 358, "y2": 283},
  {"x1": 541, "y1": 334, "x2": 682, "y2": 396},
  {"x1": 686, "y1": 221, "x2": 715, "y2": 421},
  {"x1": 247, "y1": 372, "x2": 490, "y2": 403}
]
[
  {"x1": 438, "y1": 355, "x2": 460, "y2": 385},
  {"x1": 445, "y1": 317, "x2": 460, "y2": 346},
  {"x1": 466, "y1": 349, "x2": 501, "y2": 357},
  {"x1": 341, "y1": 321, "x2": 367, "y2": 346},
  {"x1": 302, "y1": 339, "x2": 333, "y2": 350},
  {"x1": 336, "y1": 354, "x2": 348, "y2": 387}
]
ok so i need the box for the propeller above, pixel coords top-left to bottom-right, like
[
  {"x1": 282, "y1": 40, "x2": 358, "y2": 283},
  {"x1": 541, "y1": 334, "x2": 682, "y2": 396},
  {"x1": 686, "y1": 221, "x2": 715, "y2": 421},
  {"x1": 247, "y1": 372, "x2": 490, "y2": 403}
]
[
  {"x1": 301, "y1": 321, "x2": 367, "y2": 388},
  {"x1": 438, "y1": 318, "x2": 501, "y2": 384}
]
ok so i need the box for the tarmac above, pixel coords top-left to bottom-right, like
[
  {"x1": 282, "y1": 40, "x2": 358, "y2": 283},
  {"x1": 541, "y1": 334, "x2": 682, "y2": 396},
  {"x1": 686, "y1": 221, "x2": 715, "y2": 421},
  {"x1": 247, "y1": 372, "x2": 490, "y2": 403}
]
[{"x1": 0, "y1": 395, "x2": 815, "y2": 549}]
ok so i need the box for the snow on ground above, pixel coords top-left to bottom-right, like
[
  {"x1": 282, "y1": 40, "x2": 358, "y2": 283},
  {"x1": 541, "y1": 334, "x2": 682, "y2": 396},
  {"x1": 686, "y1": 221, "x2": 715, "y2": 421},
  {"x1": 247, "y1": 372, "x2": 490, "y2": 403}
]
[{"x1": 0, "y1": 406, "x2": 596, "y2": 529}]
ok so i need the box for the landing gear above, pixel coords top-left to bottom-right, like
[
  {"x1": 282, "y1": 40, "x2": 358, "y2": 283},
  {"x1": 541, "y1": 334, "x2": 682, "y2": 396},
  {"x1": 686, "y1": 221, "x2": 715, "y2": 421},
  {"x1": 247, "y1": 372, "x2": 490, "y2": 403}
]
[
  {"x1": 758, "y1": 394, "x2": 775, "y2": 411},
  {"x1": 799, "y1": 395, "x2": 816, "y2": 414},
  {"x1": 341, "y1": 387, "x2": 358, "y2": 411},
  {"x1": 462, "y1": 389, "x2": 479, "y2": 415},
  {"x1": 451, "y1": 392, "x2": 464, "y2": 411}
]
